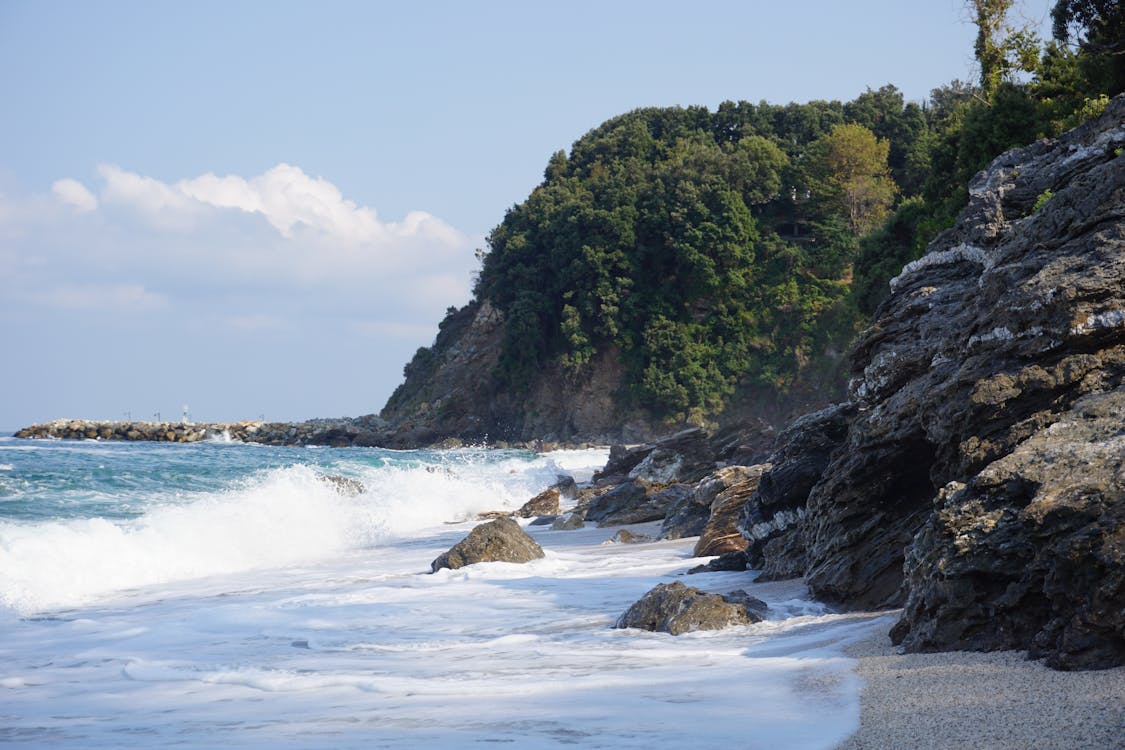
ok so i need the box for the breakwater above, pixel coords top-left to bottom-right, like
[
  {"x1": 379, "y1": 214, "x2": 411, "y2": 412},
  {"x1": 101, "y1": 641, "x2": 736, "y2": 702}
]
[{"x1": 13, "y1": 416, "x2": 390, "y2": 447}]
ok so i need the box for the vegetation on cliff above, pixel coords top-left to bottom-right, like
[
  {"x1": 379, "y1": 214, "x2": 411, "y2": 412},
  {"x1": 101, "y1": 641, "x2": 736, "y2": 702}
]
[{"x1": 386, "y1": 0, "x2": 1123, "y2": 432}]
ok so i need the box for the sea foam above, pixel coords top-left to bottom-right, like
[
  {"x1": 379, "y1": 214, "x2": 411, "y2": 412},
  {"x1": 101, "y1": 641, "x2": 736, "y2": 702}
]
[{"x1": 0, "y1": 448, "x2": 607, "y2": 614}]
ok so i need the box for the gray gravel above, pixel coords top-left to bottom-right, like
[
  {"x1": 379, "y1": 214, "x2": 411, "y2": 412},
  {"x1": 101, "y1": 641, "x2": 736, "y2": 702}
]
[{"x1": 836, "y1": 620, "x2": 1125, "y2": 749}]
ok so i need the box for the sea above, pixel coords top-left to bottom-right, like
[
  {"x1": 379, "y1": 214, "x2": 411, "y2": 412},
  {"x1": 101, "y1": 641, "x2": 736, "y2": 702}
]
[{"x1": 0, "y1": 434, "x2": 887, "y2": 749}]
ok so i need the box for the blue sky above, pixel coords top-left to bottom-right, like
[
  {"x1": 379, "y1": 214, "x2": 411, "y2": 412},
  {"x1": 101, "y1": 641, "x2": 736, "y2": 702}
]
[{"x1": 0, "y1": 1, "x2": 1053, "y2": 430}]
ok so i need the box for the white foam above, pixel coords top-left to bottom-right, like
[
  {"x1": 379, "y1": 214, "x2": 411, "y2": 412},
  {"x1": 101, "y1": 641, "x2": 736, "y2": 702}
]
[
  {"x1": 0, "y1": 520, "x2": 872, "y2": 749},
  {"x1": 0, "y1": 449, "x2": 608, "y2": 614}
]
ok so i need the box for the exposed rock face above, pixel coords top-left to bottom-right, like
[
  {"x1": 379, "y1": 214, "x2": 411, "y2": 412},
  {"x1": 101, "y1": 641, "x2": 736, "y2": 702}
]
[
  {"x1": 431, "y1": 517, "x2": 545, "y2": 572},
  {"x1": 693, "y1": 465, "x2": 770, "y2": 558},
  {"x1": 379, "y1": 300, "x2": 662, "y2": 445},
  {"x1": 614, "y1": 581, "x2": 764, "y2": 634},
  {"x1": 738, "y1": 404, "x2": 852, "y2": 573},
  {"x1": 794, "y1": 96, "x2": 1125, "y2": 665},
  {"x1": 892, "y1": 390, "x2": 1125, "y2": 670}
]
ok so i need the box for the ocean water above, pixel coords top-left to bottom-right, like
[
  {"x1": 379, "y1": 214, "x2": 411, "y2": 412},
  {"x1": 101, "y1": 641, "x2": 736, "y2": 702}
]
[{"x1": 0, "y1": 435, "x2": 882, "y2": 749}]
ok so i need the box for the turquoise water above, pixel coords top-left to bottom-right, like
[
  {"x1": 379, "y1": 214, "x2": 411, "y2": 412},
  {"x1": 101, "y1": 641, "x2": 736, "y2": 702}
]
[{"x1": 0, "y1": 436, "x2": 527, "y2": 522}]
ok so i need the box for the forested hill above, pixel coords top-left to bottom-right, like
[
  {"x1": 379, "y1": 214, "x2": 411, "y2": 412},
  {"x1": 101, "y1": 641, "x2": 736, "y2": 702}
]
[{"x1": 380, "y1": 1, "x2": 1124, "y2": 446}]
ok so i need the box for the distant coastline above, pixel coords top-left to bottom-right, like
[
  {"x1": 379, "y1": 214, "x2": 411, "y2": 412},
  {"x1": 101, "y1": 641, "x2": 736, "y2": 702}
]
[{"x1": 11, "y1": 417, "x2": 598, "y2": 452}]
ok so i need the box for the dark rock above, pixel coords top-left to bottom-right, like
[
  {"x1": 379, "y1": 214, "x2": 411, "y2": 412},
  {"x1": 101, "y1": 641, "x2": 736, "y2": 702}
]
[
  {"x1": 892, "y1": 390, "x2": 1125, "y2": 670},
  {"x1": 516, "y1": 487, "x2": 561, "y2": 518},
  {"x1": 737, "y1": 404, "x2": 852, "y2": 571},
  {"x1": 594, "y1": 428, "x2": 716, "y2": 485},
  {"x1": 720, "y1": 589, "x2": 770, "y2": 620},
  {"x1": 553, "y1": 475, "x2": 578, "y2": 501},
  {"x1": 550, "y1": 512, "x2": 585, "y2": 531},
  {"x1": 754, "y1": 532, "x2": 807, "y2": 582},
  {"x1": 794, "y1": 96, "x2": 1125, "y2": 668},
  {"x1": 430, "y1": 517, "x2": 545, "y2": 572},
  {"x1": 688, "y1": 551, "x2": 748, "y2": 574},
  {"x1": 614, "y1": 581, "x2": 763, "y2": 635},
  {"x1": 659, "y1": 489, "x2": 712, "y2": 540},
  {"x1": 709, "y1": 419, "x2": 776, "y2": 467},
  {"x1": 585, "y1": 481, "x2": 688, "y2": 526},
  {"x1": 528, "y1": 515, "x2": 558, "y2": 526},
  {"x1": 662, "y1": 466, "x2": 758, "y2": 541},
  {"x1": 694, "y1": 464, "x2": 770, "y2": 558},
  {"x1": 595, "y1": 443, "x2": 654, "y2": 483}
]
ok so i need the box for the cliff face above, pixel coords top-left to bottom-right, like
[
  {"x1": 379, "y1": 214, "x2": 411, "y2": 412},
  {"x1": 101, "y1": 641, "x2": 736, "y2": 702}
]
[
  {"x1": 378, "y1": 293, "x2": 841, "y2": 447},
  {"x1": 379, "y1": 300, "x2": 661, "y2": 445},
  {"x1": 770, "y1": 96, "x2": 1125, "y2": 668}
]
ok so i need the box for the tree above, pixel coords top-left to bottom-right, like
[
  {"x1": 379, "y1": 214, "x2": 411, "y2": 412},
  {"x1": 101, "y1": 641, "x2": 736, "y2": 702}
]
[
  {"x1": 970, "y1": 0, "x2": 1041, "y2": 99},
  {"x1": 804, "y1": 123, "x2": 898, "y2": 237},
  {"x1": 1050, "y1": 0, "x2": 1125, "y2": 96}
]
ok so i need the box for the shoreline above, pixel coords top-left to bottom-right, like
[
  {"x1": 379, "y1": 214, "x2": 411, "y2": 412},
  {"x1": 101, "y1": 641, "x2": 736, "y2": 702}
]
[{"x1": 837, "y1": 618, "x2": 1125, "y2": 749}]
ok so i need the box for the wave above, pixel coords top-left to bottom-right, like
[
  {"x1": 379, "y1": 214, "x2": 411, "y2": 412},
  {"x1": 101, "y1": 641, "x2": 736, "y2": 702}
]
[{"x1": 0, "y1": 448, "x2": 607, "y2": 614}]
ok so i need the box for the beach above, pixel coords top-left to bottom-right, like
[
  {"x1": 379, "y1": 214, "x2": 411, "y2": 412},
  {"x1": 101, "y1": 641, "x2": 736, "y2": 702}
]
[{"x1": 838, "y1": 620, "x2": 1125, "y2": 749}]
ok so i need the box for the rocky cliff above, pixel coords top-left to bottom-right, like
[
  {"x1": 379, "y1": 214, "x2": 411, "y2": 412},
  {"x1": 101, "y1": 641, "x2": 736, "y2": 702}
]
[
  {"x1": 740, "y1": 95, "x2": 1125, "y2": 668},
  {"x1": 378, "y1": 300, "x2": 661, "y2": 446},
  {"x1": 378, "y1": 297, "x2": 839, "y2": 448}
]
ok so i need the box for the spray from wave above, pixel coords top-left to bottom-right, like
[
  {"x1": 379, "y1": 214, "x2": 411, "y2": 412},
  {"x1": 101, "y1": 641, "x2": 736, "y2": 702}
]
[{"x1": 0, "y1": 448, "x2": 607, "y2": 614}]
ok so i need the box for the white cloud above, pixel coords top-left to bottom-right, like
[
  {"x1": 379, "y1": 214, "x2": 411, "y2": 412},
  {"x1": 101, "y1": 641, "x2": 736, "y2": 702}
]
[
  {"x1": 51, "y1": 178, "x2": 98, "y2": 213},
  {"x1": 90, "y1": 162, "x2": 467, "y2": 251}
]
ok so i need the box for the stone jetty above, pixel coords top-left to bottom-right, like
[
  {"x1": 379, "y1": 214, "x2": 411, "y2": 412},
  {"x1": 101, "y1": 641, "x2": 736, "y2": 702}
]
[{"x1": 14, "y1": 415, "x2": 391, "y2": 447}]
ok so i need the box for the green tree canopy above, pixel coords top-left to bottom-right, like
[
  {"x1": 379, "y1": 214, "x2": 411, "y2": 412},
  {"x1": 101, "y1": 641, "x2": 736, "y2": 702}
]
[{"x1": 803, "y1": 123, "x2": 898, "y2": 237}]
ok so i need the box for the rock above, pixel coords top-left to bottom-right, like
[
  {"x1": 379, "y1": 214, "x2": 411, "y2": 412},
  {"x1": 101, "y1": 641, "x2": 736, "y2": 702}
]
[
  {"x1": 693, "y1": 464, "x2": 770, "y2": 558},
  {"x1": 708, "y1": 419, "x2": 777, "y2": 467},
  {"x1": 737, "y1": 404, "x2": 852, "y2": 571},
  {"x1": 605, "y1": 529, "x2": 655, "y2": 544},
  {"x1": 528, "y1": 515, "x2": 558, "y2": 526},
  {"x1": 553, "y1": 475, "x2": 578, "y2": 501},
  {"x1": 550, "y1": 512, "x2": 585, "y2": 531},
  {"x1": 662, "y1": 465, "x2": 765, "y2": 542},
  {"x1": 595, "y1": 428, "x2": 716, "y2": 486},
  {"x1": 720, "y1": 589, "x2": 770, "y2": 620},
  {"x1": 891, "y1": 390, "x2": 1125, "y2": 670},
  {"x1": 614, "y1": 581, "x2": 763, "y2": 635},
  {"x1": 659, "y1": 490, "x2": 711, "y2": 540},
  {"x1": 792, "y1": 96, "x2": 1125, "y2": 667},
  {"x1": 516, "y1": 487, "x2": 561, "y2": 518},
  {"x1": 317, "y1": 474, "x2": 365, "y2": 496},
  {"x1": 755, "y1": 532, "x2": 807, "y2": 582},
  {"x1": 585, "y1": 481, "x2": 689, "y2": 526},
  {"x1": 688, "y1": 551, "x2": 748, "y2": 575},
  {"x1": 430, "y1": 517, "x2": 545, "y2": 572}
]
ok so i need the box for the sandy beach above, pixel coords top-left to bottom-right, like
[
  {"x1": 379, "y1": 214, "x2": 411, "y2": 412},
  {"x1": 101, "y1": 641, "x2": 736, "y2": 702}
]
[{"x1": 837, "y1": 616, "x2": 1125, "y2": 749}]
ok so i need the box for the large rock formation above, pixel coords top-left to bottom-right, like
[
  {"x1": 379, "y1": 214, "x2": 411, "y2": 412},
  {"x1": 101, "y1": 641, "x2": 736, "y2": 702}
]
[
  {"x1": 792, "y1": 97, "x2": 1125, "y2": 666},
  {"x1": 892, "y1": 390, "x2": 1124, "y2": 670},
  {"x1": 738, "y1": 404, "x2": 852, "y2": 579}
]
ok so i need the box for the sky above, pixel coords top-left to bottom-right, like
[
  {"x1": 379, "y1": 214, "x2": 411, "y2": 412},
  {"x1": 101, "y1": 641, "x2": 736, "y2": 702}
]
[{"x1": 0, "y1": 0, "x2": 1054, "y2": 430}]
